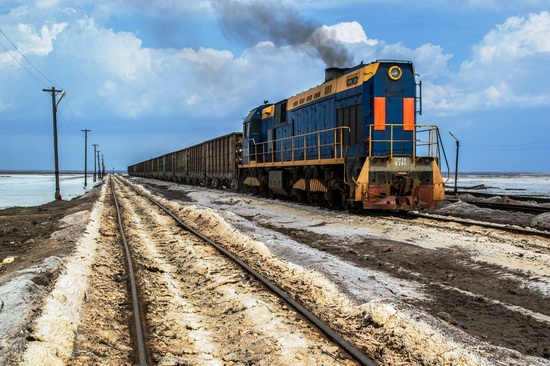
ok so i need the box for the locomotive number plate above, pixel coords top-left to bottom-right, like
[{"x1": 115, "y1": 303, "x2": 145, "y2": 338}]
[{"x1": 393, "y1": 157, "x2": 409, "y2": 169}]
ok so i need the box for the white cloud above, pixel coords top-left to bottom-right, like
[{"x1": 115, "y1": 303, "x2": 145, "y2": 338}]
[
  {"x1": 424, "y1": 11, "x2": 550, "y2": 115},
  {"x1": 16, "y1": 22, "x2": 67, "y2": 56},
  {"x1": 467, "y1": 11, "x2": 550, "y2": 65},
  {"x1": 37, "y1": 13, "x2": 324, "y2": 120},
  {"x1": 310, "y1": 21, "x2": 375, "y2": 45},
  {"x1": 35, "y1": 0, "x2": 62, "y2": 10}
]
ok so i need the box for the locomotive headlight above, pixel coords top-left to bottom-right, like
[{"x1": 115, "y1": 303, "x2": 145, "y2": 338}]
[{"x1": 388, "y1": 66, "x2": 402, "y2": 81}]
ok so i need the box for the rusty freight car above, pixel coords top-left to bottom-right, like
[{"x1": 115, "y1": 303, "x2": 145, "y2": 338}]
[{"x1": 128, "y1": 132, "x2": 242, "y2": 189}]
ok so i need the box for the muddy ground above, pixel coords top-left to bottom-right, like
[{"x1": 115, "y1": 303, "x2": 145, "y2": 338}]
[
  {"x1": 273, "y1": 225, "x2": 550, "y2": 358},
  {"x1": 0, "y1": 188, "x2": 100, "y2": 283}
]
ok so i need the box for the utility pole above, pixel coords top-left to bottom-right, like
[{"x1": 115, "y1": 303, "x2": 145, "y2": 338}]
[
  {"x1": 97, "y1": 149, "x2": 101, "y2": 180},
  {"x1": 81, "y1": 129, "x2": 91, "y2": 188},
  {"x1": 101, "y1": 153, "x2": 105, "y2": 177},
  {"x1": 92, "y1": 144, "x2": 99, "y2": 182},
  {"x1": 449, "y1": 132, "x2": 460, "y2": 198},
  {"x1": 43, "y1": 86, "x2": 65, "y2": 201}
]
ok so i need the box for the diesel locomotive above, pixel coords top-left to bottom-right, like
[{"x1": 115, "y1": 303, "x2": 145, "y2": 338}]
[{"x1": 128, "y1": 59, "x2": 447, "y2": 211}]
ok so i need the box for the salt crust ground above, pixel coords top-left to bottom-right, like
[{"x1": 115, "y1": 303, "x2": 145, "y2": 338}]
[
  {"x1": 0, "y1": 256, "x2": 62, "y2": 363},
  {"x1": 17, "y1": 183, "x2": 107, "y2": 365},
  {"x1": 2, "y1": 177, "x2": 548, "y2": 365},
  {"x1": 174, "y1": 184, "x2": 550, "y2": 302}
]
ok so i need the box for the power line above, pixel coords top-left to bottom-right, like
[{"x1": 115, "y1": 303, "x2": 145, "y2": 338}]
[
  {"x1": 1, "y1": 28, "x2": 84, "y2": 131},
  {"x1": 57, "y1": 101, "x2": 83, "y2": 131},
  {"x1": 0, "y1": 28, "x2": 61, "y2": 88},
  {"x1": 62, "y1": 98, "x2": 83, "y2": 130},
  {"x1": 0, "y1": 38, "x2": 47, "y2": 87}
]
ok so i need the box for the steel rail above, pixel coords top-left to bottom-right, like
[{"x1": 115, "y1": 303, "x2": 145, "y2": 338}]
[
  {"x1": 118, "y1": 176, "x2": 376, "y2": 366},
  {"x1": 408, "y1": 211, "x2": 550, "y2": 241},
  {"x1": 110, "y1": 178, "x2": 149, "y2": 366},
  {"x1": 446, "y1": 190, "x2": 550, "y2": 204},
  {"x1": 446, "y1": 198, "x2": 550, "y2": 215}
]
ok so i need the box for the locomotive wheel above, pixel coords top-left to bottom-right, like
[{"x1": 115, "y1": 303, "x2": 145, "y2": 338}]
[
  {"x1": 259, "y1": 184, "x2": 270, "y2": 197},
  {"x1": 291, "y1": 188, "x2": 305, "y2": 203},
  {"x1": 309, "y1": 192, "x2": 325, "y2": 207},
  {"x1": 307, "y1": 192, "x2": 316, "y2": 205},
  {"x1": 324, "y1": 190, "x2": 342, "y2": 209},
  {"x1": 346, "y1": 201, "x2": 362, "y2": 214}
]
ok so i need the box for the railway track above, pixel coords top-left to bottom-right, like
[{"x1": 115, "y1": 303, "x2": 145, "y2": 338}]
[
  {"x1": 110, "y1": 178, "x2": 150, "y2": 365},
  {"x1": 109, "y1": 176, "x2": 377, "y2": 365},
  {"x1": 134, "y1": 177, "x2": 550, "y2": 248},
  {"x1": 446, "y1": 197, "x2": 550, "y2": 215},
  {"x1": 406, "y1": 211, "x2": 550, "y2": 255},
  {"x1": 447, "y1": 190, "x2": 550, "y2": 204},
  {"x1": 408, "y1": 196, "x2": 550, "y2": 253},
  {"x1": 424, "y1": 196, "x2": 550, "y2": 247}
]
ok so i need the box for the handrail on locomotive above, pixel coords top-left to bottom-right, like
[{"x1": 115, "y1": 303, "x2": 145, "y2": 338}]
[
  {"x1": 242, "y1": 124, "x2": 445, "y2": 165},
  {"x1": 242, "y1": 126, "x2": 349, "y2": 164}
]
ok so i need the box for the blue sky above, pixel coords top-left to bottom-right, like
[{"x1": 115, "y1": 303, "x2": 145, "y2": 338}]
[{"x1": 1, "y1": 0, "x2": 549, "y2": 173}]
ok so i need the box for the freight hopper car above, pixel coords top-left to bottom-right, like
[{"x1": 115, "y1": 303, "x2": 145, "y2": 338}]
[
  {"x1": 240, "y1": 60, "x2": 446, "y2": 210},
  {"x1": 128, "y1": 132, "x2": 242, "y2": 189}
]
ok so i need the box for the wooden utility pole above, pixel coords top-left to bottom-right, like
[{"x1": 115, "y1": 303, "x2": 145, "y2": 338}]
[
  {"x1": 81, "y1": 129, "x2": 91, "y2": 188},
  {"x1": 43, "y1": 87, "x2": 65, "y2": 201},
  {"x1": 92, "y1": 144, "x2": 99, "y2": 182},
  {"x1": 96, "y1": 149, "x2": 101, "y2": 180}
]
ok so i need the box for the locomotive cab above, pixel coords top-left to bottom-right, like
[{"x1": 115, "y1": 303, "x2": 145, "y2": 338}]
[{"x1": 242, "y1": 107, "x2": 263, "y2": 164}]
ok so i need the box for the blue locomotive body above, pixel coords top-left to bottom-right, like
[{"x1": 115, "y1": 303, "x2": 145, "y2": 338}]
[{"x1": 240, "y1": 60, "x2": 445, "y2": 210}]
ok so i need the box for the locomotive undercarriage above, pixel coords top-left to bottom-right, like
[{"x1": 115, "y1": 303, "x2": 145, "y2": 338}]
[
  {"x1": 163, "y1": 175, "x2": 238, "y2": 191},
  {"x1": 135, "y1": 160, "x2": 441, "y2": 212},
  {"x1": 240, "y1": 156, "x2": 444, "y2": 211},
  {"x1": 240, "y1": 165, "x2": 351, "y2": 210}
]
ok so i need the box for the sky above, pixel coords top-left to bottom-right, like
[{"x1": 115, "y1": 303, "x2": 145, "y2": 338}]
[{"x1": 1, "y1": 0, "x2": 549, "y2": 173}]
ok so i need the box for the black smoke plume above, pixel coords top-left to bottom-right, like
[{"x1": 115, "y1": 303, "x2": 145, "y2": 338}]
[{"x1": 210, "y1": 0, "x2": 354, "y2": 67}]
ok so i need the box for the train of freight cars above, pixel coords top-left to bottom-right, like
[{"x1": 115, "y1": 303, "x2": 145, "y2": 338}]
[{"x1": 128, "y1": 59, "x2": 448, "y2": 211}]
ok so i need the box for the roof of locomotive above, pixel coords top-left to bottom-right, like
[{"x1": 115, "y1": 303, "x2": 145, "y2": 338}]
[
  {"x1": 284, "y1": 60, "x2": 414, "y2": 112},
  {"x1": 245, "y1": 60, "x2": 416, "y2": 119}
]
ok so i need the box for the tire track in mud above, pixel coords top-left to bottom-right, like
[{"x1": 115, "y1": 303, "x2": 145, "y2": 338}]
[{"x1": 113, "y1": 179, "x2": 358, "y2": 365}]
